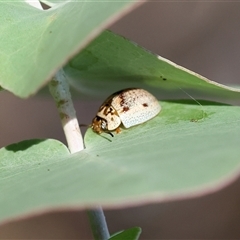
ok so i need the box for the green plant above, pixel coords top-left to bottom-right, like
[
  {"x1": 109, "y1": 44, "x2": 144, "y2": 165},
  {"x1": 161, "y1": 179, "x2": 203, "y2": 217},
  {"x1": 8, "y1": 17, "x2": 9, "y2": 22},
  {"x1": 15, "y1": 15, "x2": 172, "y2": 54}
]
[{"x1": 1, "y1": 1, "x2": 240, "y2": 239}]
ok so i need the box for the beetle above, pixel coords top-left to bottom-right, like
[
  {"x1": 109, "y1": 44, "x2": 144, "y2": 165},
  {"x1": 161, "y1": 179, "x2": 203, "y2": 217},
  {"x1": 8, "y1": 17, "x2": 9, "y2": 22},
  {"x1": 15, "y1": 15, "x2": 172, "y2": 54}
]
[{"x1": 91, "y1": 88, "x2": 161, "y2": 136}]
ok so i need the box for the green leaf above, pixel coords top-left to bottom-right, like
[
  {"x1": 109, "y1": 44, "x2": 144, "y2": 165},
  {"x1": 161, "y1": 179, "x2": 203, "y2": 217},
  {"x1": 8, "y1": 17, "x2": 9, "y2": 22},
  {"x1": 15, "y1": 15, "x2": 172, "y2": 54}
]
[
  {"x1": 109, "y1": 227, "x2": 142, "y2": 240},
  {"x1": 1, "y1": 101, "x2": 240, "y2": 223},
  {"x1": 65, "y1": 30, "x2": 240, "y2": 100},
  {"x1": 0, "y1": 1, "x2": 142, "y2": 98},
  {"x1": 0, "y1": 139, "x2": 69, "y2": 179}
]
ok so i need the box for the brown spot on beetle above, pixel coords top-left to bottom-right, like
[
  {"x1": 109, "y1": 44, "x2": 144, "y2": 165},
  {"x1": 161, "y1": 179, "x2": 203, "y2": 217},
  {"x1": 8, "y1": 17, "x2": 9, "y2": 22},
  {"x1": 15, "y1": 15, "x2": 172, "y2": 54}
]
[
  {"x1": 143, "y1": 103, "x2": 148, "y2": 107},
  {"x1": 123, "y1": 106, "x2": 130, "y2": 112}
]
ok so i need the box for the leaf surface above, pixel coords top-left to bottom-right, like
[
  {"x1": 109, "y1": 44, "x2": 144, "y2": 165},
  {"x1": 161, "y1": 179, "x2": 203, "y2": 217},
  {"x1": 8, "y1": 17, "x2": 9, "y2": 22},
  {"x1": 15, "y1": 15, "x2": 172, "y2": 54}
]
[
  {"x1": 0, "y1": 1, "x2": 142, "y2": 97},
  {"x1": 65, "y1": 31, "x2": 240, "y2": 100},
  {"x1": 109, "y1": 227, "x2": 142, "y2": 240},
  {"x1": 1, "y1": 101, "x2": 240, "y2": 223}
]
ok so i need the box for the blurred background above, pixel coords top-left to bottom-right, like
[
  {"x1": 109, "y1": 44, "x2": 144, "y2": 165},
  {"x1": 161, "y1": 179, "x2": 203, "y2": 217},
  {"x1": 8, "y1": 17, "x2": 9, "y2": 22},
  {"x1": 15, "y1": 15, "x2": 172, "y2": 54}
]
[{"x1": 1, "y1": 1, "x2": 240, "y2": 239}]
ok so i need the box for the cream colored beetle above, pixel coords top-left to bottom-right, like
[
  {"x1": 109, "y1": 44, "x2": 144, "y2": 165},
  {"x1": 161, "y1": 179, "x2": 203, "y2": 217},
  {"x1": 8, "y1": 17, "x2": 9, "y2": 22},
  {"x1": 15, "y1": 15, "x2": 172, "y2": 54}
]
[{"x1": 92, "y1": 88, "x2": 161, "y2": 135}]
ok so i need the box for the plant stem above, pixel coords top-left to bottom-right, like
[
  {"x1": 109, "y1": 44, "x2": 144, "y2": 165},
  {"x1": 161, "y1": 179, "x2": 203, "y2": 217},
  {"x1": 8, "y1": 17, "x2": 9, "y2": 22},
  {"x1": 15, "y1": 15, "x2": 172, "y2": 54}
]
[
  {"x1": 25, "y1": 0, "x2": 42, "y2": 9},
  {"x1": 49, "y1": 68, "x2": 84, "y2": 153},
  {"x1": 49, "y1": 68, "x2": 110, "y2": 239},
  {"x1": 87, "y1": 207, "x2": 110, "y2": 240}
]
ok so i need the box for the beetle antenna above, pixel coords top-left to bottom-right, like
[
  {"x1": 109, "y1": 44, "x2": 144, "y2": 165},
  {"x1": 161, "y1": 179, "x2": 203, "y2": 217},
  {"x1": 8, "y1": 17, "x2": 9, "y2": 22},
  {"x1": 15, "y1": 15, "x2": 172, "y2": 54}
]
[
  {"x1": 79, "y1": 124, "x2": 90, "y2": 127},
  {"x1": 107, "y1": 132, "x2": 114, "y2": 137}
]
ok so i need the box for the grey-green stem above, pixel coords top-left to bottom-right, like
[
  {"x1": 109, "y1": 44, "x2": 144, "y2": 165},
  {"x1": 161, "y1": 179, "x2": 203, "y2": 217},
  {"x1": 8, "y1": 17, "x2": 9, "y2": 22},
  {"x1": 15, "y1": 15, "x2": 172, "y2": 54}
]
[
  {"x1": 49, "y1": 69, "x2": 84, "y2": 153},
  {"x1": 87, "y1": 207, "x2": 110, "y2": 240}
]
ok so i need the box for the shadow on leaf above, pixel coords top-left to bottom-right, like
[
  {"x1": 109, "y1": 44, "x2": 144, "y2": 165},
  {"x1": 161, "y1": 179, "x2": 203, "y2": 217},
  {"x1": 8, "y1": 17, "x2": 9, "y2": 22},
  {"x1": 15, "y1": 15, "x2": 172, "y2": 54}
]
[{"x1": 5, "y1": 139, "x2": 47, "y2": 152}]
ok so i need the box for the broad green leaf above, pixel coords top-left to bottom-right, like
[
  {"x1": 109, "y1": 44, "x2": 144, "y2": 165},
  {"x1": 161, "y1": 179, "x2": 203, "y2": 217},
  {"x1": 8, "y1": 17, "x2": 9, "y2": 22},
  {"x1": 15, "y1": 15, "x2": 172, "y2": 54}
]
[
  {"x1": 0, "y1": 139, "x2": 69, "y2": 179},
  {"x1": 65, "y1": 30, "x2": 240, "y2": 100},
  {"x1": 0, "y1": 1, "x2": 143, "y2": 98},
  {"x1": 109, "y1": 227, "x2": 142, "y2": 240},
  {"x1": 1, "y1": 101, "x2": 240, "y2": 223}
]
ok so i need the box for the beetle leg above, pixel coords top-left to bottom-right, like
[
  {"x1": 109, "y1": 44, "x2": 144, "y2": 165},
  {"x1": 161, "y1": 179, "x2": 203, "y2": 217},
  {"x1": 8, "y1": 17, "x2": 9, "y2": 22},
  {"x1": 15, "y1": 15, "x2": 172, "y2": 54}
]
[{"x1": 115, "y1": 127, "x2": 121, "y2": 134}]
